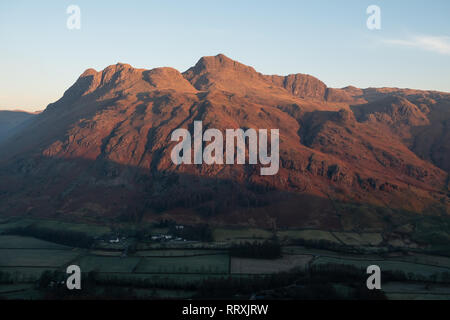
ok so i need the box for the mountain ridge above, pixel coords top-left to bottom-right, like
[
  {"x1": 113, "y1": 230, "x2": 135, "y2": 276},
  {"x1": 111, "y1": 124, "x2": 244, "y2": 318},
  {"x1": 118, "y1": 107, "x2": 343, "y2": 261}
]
[{"x1": 0, "y1": 54, "x2": 448, "y2": 228}]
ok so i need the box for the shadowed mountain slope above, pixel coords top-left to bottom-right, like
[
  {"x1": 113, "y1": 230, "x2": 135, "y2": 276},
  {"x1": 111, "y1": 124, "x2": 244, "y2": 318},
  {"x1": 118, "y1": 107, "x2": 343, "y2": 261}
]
[{"x1": 0, "y1": 110, "x2": 37, "y2": 143}]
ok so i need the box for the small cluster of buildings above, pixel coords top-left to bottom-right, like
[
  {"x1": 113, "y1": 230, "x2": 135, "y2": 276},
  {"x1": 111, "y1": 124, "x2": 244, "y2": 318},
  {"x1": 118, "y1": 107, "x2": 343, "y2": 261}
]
[
  {"x1": 100, "y1": 225, "x2": 186, "y2": 244},
  {"x1": 151, "y1": 226, "x2": 185, "y2": 242},
  {"x1": 97, "y1": 234, "x2": 126, "y2": 244},
  {"x1": 150, "y1": 234, "x2": 185, "y2": 242}
]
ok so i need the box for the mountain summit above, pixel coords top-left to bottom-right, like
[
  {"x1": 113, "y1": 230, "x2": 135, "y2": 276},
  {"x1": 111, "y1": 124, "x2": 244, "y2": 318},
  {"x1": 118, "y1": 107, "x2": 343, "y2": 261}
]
[{"x1": 0, "y1": 54, "x2": 448, "y2": 228}]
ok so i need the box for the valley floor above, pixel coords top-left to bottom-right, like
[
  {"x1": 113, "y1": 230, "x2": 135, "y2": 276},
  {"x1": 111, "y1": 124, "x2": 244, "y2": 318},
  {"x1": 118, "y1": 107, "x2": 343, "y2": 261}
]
[{"x1": 0, "y1": 218, "x2": 449, "y2": 300}]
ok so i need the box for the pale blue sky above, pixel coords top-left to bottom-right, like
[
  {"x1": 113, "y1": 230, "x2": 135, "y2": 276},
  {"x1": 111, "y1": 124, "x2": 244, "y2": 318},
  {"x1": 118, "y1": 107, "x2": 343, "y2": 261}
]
[{"x1": 1, "y1": 0, "x2": 449, "y2": 111}]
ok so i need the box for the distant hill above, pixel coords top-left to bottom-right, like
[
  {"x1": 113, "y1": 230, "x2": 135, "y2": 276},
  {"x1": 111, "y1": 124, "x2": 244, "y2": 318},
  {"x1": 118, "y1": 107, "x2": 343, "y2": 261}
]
[
  {"x1": 0, "y1": 110, "x2": 38, "y2": 143},
  {"x1": 0, "y1": 54, "x2": 448, "y2": 228}
]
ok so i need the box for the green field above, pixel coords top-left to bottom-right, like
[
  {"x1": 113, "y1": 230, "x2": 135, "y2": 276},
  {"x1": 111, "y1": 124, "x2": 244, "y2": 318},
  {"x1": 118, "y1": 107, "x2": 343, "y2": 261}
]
[
  {"x1": 75, "y1": 256, "x2": 141, "y2": 273},
  {"x1": 332, "y1": 232, "x2": 383, "y2": 246},
  {"x1": 313, "y1": 256, "x2": 450, "y2": 278},
  {"x1": 386, "y1": 293, "x2": 450, "y2": 300},
  {"x1": 0, "y1": 218, "x2": 110, "y2": 238},
  {"x1": 0, "y1": 249, "x2": 81, "y2": 267},
  {"x1": 31, "y1": 220, "x2": 110, "y2": 237},
  {"x1": 133, "y1": 288, "x2": 196, "y2": 299},
  {"x1": 0, "y1": 267, "x2": 58, "y2": 282},
  {"x1": 0, "y1": 236, "x2": 70, "y2": 249},
  {"x1": 0, "y1": 284, "x2": 32, "y2": 293},
  {"x1": 135, "y1": 254, "x2": 229, "y2": 274},
  {"x1": 0, "y1": 286, "x2": 44, "y2": 300},
  {"x1": 213, "y1": 228, "x2": 273, "y2": 242},
  {"x1": 383, "y1": 282, "x2": 450, "y2": 300},
  {"x1": 89, "y1": 250, "x2": 124, "y2": 257},
  {"x1": 0, "y1": 219, "x2": 35, "y2": 234},
  {"x1": 231, "y1": 254, "x2": 313, "y2": 274},
  {"x1": 95, "y1": 272, "x2": 259, "y2": 288},
  {"x1": 135, "y1": 249, "x2": 226, "y2": 257},
  {"x1": 398, "y1": 254, "x2": 450, "y2": 268},
  {"x1": 277, "y1": 229, "x2": 341, "y2": 244}
]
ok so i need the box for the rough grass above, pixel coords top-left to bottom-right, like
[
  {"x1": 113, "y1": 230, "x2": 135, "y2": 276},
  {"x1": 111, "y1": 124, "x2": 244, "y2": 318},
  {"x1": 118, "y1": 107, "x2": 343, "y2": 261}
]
[
  {"x1": 313, "y1": 256, "x2": 450, "y2": 278},
  {"x1": 132, "y1": 288, "x2": 195, "y2": 299},
  {"x1": 277, "y1": 229, "x2": 341, "y2": 244},
  {"x1": 96, "y1": 273, "x2": 227, "y2": 286},
  {"x1": 332, "y1": 232, "x2": 383, "y2": 246},
  {"x1": 0, "y1": 218, "x2": 110, "y2": 239},
  {"x1": 411, "y1": 216, "x2": 450, "y2": 246},
  {"x1": 96, "y1": 273, "x2": 258, "y2": 288},
  {"x1": 0, "y1": 283, "x2": 33, "y2": 294},
  {"x1": 135, "y1": 250, "x2": 226, "y2": 257},
  {"x1": 396, "y1": 254, "x2": 450, "y2": 269},
  {"x1": 75, "y1": 256, "x2": 141, "y2": 273},
  {"x1": 0, "y1": 219, "x2": 35, "y2": 234},
  {"x1": 0, "y1": 249, "x2": 80, "y2": 267},
  {"x1": 386, "y1": 292, "x2": 450, "y2": 300},
  {"x1": 0, "y1": 235, "x2": 70, "y2": 249},
  {"x1": 135, "y1": 254, "x2": 229, "y2": 274},
  {"x1": 0, "y1": 287, "x2": 44, "y2": 300},
  {"x1": 231, "y1": 254, "x2": 313, "y2": 274},
  {"x1": 32, "y1": 220, "x2": 110, "y2": 237},
  {"x1": 89, "y1": 250, "x2": 124, "y2": 257},
  {"x1": 383, "y1": 282, "x2": 450, "y2": 295},
  {"x1": 0, "y1": 267, "x2": 58, "y2": 282},
  {"x1": 213, "y1": 228, "x2": 273, "y2": 242}
]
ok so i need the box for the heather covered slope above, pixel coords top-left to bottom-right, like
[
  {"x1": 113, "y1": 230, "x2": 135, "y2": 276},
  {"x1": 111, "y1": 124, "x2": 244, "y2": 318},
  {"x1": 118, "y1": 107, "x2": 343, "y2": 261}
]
[{"x1": 0, "y1": 54, "x2": 448, "y2": 228}]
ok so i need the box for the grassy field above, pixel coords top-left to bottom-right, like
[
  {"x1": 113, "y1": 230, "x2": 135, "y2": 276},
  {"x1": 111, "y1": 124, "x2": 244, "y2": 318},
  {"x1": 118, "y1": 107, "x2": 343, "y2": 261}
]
[
  {"x1": 133, "y1": 288, "x2": 196, "y2": 299},
  {"x1": 135, "y1": 249, "x2": 226, "y2": 257},
  {"x1": 135, "y1": 254, "x2": 229, "y2": 274},
  {"x1": 0, "y1": 218, "x2": 111, "y2": 239},
  {"x1": 0, "y1": 284, "x2": 33, "y2": 294},
  {"x1": 0, "y1": 219, "x2": 35, "y2": 234},
  {"x1": 95, "y1": 272, "x2": 260, "y2": 288},
  {"x1": 0, "y1": 267, "x2": 58, "y2": 282},
  {"x1": 332, "y1": 232, "x2": 383, "y2": 246},
  {"x1": 0, "y1": 235, "x2": 70, "y2": 249},
  {"x1": 213, "y1": 228, "x2": 273, "y2": 242},
  {"x1": 383, "y1": 282, "x2": 450, "y2": 300},
  {"x1": 31, "y1": 220, "x2": 110, "y2": 237},
  {"x1": 96, "y1": 273, "x2": 217, "y2": 287},
  {"x1": 398, "y1": 254, "x2": 450, "y2": 268},
  {"x1": 386, "y1": 293, "x2": 450, "y2": 300},
  {"x1": 0, "y1": 287, "x2": 44, "y2": 300},
  {"x1": 313, "y1": 256, "x2": 450, "y2": 278},
  {"x1": 89, "y1": 250, "x2": 124, "y2": 257},
  {"x1": 277, "y1": 229, "x2": 341, "y2": 244},
  {"x1": 0, "y1": 249, "x2": 81, "y2": 267},
  {"x1": 231, "y1": 254, "x2": 313, "y2": 274},
  {"x1": 75, "y1": 256, "x2": 141, "y2": 273}
]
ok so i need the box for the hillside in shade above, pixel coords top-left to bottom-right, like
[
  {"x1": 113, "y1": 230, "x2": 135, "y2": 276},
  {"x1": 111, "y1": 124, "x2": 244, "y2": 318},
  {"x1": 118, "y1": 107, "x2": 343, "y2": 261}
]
[
  {"x1": 0, "y1": 110, "x2": 37, "y2": 143},
  {"x1": 0, "y1": 54, "x2": 448, "y2": 229}
]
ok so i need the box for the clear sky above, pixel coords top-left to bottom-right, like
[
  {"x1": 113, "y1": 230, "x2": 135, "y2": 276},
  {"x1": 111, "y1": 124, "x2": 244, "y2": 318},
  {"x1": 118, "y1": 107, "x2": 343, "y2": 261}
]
[{"x1": 1, "y1": 0, "x2": 449, "y2": 112}]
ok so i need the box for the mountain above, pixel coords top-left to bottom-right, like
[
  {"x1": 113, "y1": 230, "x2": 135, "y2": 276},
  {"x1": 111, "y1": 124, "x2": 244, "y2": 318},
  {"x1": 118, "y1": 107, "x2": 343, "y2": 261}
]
[
  {"x1": 0, "y1": 54, "x2": 448, "y2": 230},
  {"x1": 0, "y1": 110, "x2": 37, "y2": 143}
]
